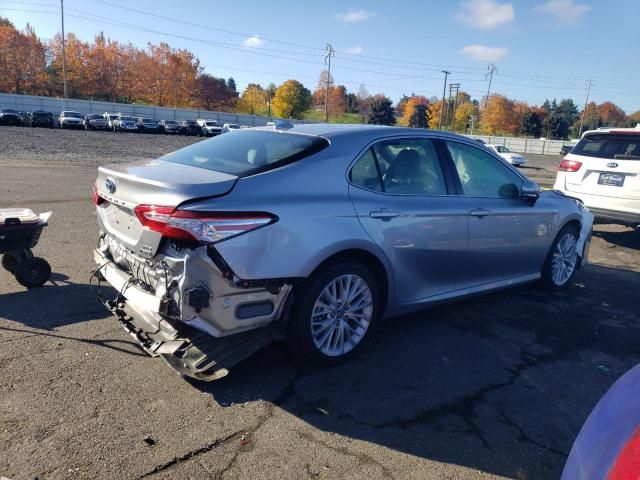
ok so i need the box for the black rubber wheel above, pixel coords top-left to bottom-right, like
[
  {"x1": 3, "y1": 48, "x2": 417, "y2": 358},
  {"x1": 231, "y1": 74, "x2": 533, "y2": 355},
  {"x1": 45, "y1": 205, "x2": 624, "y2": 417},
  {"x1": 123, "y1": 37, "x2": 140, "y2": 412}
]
[
  {"x1": 2, "y1": 254, "x2": 18, "y2": 273},
  {"x1": 2, "y1": 250, "x2": 33, "y2": 274},
  {"x1": 286, "y1": 261, "x2": 380, "y2": 366},
  {"x1": 15, "y1": 257, "x2": 51, "y2": 288},
  {"x1": 540, "y1": 224, "x2": 580, "y2": 291}
]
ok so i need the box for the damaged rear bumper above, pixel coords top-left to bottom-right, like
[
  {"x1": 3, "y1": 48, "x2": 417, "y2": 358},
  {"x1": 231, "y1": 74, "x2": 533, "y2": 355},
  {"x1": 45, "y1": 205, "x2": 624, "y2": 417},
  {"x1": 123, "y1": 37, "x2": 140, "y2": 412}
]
[{"x1": 93, "y1": 237, "x2": 292, "y2": 380}]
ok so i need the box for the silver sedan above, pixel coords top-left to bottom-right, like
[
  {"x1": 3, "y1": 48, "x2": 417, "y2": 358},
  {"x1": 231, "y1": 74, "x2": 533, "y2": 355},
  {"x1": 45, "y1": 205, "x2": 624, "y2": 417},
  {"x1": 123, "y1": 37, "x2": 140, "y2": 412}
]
[{"x1": 92, "y1": 124, "x2": 593, "y2": 380}]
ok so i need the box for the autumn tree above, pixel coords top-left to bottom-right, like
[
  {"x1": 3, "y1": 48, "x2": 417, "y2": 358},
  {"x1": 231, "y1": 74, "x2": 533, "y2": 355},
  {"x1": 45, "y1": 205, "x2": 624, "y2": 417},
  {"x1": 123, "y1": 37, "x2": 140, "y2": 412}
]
[
  {"x1": 0, "y1": 22, "x2": 46, "y2": 94},
  {"x1": 428, "y1": 101, "x2": 443, "y2": 129},
  {"x1": 481, "y1": 95, "x2": 517, "y2": 135},
  {"x1": 197, "y1": 74, "x2": 237, "y2": 111},
  {"x1": 453, "y1": 102, "x2": 478, "y2": 132},
  {"x1": 238, "y1": 84, "x2": 266, "y2": 115},
  {"x1": 597, "y1": 101, "x2": 627, "y2": 127},
  {"x1": 367, "y1": 95, "x2": 396, "y2": 125},
  {"x1": 272, "y1": 80, "x2": 311, "y2": 119},
  {"x1": 400, "y1": 96, "x2": 429, "y2": 127}
]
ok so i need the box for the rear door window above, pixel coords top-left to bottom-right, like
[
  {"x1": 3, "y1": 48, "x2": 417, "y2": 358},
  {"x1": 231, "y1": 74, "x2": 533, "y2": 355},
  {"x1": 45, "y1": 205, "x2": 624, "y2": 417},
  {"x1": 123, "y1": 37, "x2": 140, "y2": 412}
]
[
  {"x1": 573, "y1": 134, "x2": 640, "y2": 160},
  {"x1": 162, "y1": 130, "x2": 328, "y2": 176}
]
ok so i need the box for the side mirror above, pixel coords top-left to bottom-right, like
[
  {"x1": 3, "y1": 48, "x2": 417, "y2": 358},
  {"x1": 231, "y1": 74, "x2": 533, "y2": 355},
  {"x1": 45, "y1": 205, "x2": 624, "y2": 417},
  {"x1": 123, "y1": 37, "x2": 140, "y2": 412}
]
[{"x1": 521, "y1": 180, "x2": 540, "y2": 204}]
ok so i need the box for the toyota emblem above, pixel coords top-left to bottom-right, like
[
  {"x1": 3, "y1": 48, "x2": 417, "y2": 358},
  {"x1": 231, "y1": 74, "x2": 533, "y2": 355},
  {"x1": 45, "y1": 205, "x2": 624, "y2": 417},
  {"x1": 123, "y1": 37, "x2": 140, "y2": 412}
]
[
  {"x1": 607, "y1": 162, "x2": 619, "y2": 168},
  {"x1": 105, "y1": 177, "x2": 117, "y2": 194}
]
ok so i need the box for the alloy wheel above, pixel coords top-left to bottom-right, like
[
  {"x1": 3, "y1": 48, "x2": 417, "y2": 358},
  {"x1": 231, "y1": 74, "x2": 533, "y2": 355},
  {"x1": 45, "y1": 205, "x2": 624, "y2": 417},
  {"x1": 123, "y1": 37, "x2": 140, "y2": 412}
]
[{"x1": 310, "y1": 274, "x2": 373, "y2": 357}]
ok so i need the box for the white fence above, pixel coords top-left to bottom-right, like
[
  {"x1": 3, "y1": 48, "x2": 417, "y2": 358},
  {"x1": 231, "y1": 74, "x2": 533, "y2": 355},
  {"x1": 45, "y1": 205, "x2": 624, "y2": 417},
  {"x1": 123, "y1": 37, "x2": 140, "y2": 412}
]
[
  {"x1": 465, "y1": 134, "x2": 572, "y2": 155},
  {"x1": 0, "y1": 93, "x2": 312, "y2": 127}
]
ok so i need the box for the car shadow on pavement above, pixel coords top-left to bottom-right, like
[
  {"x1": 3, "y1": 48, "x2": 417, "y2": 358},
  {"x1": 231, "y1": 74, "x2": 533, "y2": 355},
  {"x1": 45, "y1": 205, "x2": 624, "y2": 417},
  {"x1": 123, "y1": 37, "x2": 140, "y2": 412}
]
[
  {"x1": 0, "y1": 278, "x2": 147, "y2": 357},
  {"x1": 191, "y1": 263, "x2": 640, "y2": 479},
  {"x1": 594, "y1": 227, "x2": 640, "y2": 249}
]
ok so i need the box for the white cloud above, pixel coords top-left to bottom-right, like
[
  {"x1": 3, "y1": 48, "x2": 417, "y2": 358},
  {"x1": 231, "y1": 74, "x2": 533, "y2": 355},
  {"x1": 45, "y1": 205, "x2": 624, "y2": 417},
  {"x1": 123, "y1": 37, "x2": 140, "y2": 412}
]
[
  {"x1": 344, "y1": 46, "x2": 364, "y2": 54},
  {"x1": 534, "y1": 0, "x2": 591, "y2": 23},
  {"x1": 456, "y1": 0, "x2": 514, "y2": 29},
  {"x1": 242, "y1": 35, "x2": 263, "y2": 47},
  {"x1": 335, "y1": 9, "x2": 377, "y2": 23},
  {"x1": 460, "y1": 44, "x2": 508, "y2": 62}
]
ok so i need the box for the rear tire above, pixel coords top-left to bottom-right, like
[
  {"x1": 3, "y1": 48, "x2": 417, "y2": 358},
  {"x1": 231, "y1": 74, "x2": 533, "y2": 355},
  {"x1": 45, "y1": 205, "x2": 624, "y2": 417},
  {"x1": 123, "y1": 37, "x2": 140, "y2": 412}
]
[
  {"x1": 286, "y1": 261, "x2": 380, "y2": 366},
  {"x1": 15, "y1": 257, "x2": 51, "y2": 288},
  {"x1": 540, "y1": 224, "x2": 580, "y2": 290}
]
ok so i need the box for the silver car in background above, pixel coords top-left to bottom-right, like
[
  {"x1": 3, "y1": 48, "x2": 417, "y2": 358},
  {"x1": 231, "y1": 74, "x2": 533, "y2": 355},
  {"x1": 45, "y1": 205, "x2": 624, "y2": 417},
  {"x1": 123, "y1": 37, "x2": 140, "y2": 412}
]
[{"x1": 92, "y1": 125, "x2": 593, "y2": 380}]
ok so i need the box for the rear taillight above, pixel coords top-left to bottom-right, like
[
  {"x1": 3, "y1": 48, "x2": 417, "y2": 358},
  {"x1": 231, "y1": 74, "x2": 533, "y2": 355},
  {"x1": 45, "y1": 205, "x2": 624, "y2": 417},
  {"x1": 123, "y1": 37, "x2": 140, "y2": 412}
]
[
  {"x1": 558, "y1": 159, "x2": 583, "y2": 172},
  {"x1": 92, "y1": 180, "x2": 104, "y2": 205},
  {"x1": 134, "y1": 205, "x2": 275, "y2": 243}
]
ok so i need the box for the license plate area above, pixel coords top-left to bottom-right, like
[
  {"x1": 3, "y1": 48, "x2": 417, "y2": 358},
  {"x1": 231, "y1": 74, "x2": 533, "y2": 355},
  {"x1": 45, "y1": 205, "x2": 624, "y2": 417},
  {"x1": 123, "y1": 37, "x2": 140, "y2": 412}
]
[{"x1": 598, "y1": 172, "x2": 625, "y2": 187}]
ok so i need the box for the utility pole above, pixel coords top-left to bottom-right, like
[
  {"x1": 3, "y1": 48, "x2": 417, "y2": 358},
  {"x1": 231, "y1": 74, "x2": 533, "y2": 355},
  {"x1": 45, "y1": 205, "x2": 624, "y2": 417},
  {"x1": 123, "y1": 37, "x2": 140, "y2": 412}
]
[
  {"x1": 578, "y1": 79, "x2": 592, "y2": 137},
  {"x1": 449, "y1": 83, "x2": 461, "y2": 130},
  {"x1": 480, "y1": 63, "x2": 497, "y2": 132},
  {"x1": 61, "y1": 0, "x2": 68, "y2": 98},
  {"x1": 438, "y1": 70, "x2": 450, "y2": 130},
  {"x1": 323, "y1": 43, "x2": 335, "y2": 123},
  {"x1": 470, "y1": 115, "x2": 476, "y2": 135}
]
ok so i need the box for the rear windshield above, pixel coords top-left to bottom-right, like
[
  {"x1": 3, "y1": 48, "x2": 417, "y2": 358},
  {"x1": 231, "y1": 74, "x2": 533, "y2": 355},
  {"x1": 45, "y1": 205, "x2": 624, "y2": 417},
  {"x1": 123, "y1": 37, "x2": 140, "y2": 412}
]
[
  {"x1": 573, "y1": 134, "x2": 640, "y2": 160},
  {"x1": 494, "y1": 146, "x2": 510, "y2": 153},
  {"x1": 162, "y1": 130, "x2": 329, "y2": 176},
  {"x1": 141, "y1": 118, "x2": 153, "y2": 122},
  {"x1": 87, "y1": 114, "x2": 102, "y2": 119},
  {"x1": 119, "y1": 116, "x2": 134, "y2": 121},
  {"x1": 205, "y1": 121, "x2": 217, "y2": 126},
  {"x1": 63, "y1": 112, "x2": 81, "y2": 118},
  {"x1": 164, "y1": 120, "x2": 177, "y2": 125}
]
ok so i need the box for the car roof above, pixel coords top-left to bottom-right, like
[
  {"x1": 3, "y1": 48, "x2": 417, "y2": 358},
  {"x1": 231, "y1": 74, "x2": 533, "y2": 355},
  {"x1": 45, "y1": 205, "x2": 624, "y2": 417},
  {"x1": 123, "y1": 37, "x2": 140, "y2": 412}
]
[
  {"x1": 251, "y1": 123, "x2": 478, "y2": 144},
  {"x1": 582, "y1": 124, "x2": 640, "y2": 137}
]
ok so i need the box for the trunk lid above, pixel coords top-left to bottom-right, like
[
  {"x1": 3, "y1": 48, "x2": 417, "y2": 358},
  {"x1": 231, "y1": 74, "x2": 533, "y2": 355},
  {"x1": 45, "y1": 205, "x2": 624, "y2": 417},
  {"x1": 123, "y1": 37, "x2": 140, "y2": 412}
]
[
  {"x1": 564, "y1": 155, "x2": 640, "y2": 200},
  {"x1": 96, "y1": 159, "x2": 237, "y2": 257}
]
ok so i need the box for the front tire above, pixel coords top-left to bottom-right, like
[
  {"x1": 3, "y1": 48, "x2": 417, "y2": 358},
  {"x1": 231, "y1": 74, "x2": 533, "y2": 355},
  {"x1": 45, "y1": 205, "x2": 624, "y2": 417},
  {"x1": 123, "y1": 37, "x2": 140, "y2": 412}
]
[
  {"x1": 286, "y1": 261, "x2": 380, "y2": 365},
  {"x1": 540, "y1": 224, "x2": 580, "y2": 290}
]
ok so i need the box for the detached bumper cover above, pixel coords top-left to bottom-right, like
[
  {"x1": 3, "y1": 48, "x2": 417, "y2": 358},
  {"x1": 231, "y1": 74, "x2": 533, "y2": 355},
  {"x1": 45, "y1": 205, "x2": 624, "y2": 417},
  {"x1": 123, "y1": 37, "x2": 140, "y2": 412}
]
[{"x1": 93, "y1": 238, "x2": 291, "y2": 380}]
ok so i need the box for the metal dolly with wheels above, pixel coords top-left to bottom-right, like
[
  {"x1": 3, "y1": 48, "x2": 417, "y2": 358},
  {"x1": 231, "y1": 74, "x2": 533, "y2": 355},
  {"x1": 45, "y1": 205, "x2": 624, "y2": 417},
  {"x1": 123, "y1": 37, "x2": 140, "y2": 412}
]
[{"x1": 0, "y1": 209, "x2": 52, "y2": 288}]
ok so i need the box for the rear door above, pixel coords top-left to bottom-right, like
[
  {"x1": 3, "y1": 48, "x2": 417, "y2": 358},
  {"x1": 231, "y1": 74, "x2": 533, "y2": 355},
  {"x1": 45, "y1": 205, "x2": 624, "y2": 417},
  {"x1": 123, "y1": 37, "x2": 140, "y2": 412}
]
[
  {"x1": 564, "y1": 132, "x2": 640, "y2": 200},
  {"x1": 443, "y1": 140, "x2": 556, "y2": 287},
  {"x1": 348, "y1": 137, "x2": 468, "y2": 303}
]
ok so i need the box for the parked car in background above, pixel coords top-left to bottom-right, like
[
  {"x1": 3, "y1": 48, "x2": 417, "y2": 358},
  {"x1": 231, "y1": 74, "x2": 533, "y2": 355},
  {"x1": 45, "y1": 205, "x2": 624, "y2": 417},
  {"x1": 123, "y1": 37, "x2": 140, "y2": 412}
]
[
  {"x1": 113, "y1": 115, "x2": 139, "y2": 132},
  {"x1": 561, "y1": 139, "x2": 580, "y2": 156},
  {"x1": 23, "y1": 110, "x2": 53, "y2": 128},
  {"x1": 83, "y1": 113, "x2": 107, "y2": 130},
  {"x1": 553, "y1": 125, "x2": 640, "y2": 226},
  {"x1": 197, "y1": 119, "x2": 223, "y2": 137},
  {"x1": 158, "y1": 120, "x2": 181, "y2": 134},
  {"x1": 136, "y1": 117, "x2": 159, "y2": 133},
  {"x1": 0, "y1": 108, "x2": 24, "y2": 126},
  {"x1": 486, "y1": 144, "x2": 527, "y2": 166},
  {"x1": 103, "y1": 113, "x2": 119, "y2": 130},
  {"x1": 179, "y1": 119, "x2": 200, "y2": 136},
  {"x1": 58, "y1": 111, "x2": 83, "y2": 129},
  {"x1": 222, "y1": 123, "x2": 240, "y2": 133},
  {"x1": 92, "y1": 125, "x2": 593, "y2": 381}
]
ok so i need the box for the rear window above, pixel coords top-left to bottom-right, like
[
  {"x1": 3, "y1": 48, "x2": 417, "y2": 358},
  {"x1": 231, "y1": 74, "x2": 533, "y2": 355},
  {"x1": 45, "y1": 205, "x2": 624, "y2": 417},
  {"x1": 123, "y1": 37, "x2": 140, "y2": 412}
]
[
  {"x1": 162, "y1": 130, "x2": 329, "y2": 176},
  {"x1": 63, "y1": 112, "x2": 81, "y2": 118},
  {"x1": 205, "y1": 121, "x2": 217, "y2": 126},
  {"x1": 141, "y1": 118, "x2": 153, "y2": 122},
  {"x1": 573, "y1": 134, "x2": 640, "y2": 160}
]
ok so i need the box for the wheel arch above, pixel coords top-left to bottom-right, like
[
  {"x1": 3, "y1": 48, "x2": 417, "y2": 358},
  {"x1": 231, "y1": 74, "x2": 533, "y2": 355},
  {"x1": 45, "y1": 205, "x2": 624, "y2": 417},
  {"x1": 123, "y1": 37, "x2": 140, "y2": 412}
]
[{"x1": 303, "y1": 248, "x2": 392, "y2": 315}]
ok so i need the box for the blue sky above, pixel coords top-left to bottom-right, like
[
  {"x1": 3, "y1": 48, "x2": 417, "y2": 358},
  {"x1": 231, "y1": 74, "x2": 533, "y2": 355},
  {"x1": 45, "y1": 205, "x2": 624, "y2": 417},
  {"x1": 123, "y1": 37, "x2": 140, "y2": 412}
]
[{"x1": 2, "y1": 0, "x2": 639, "y2": 112}]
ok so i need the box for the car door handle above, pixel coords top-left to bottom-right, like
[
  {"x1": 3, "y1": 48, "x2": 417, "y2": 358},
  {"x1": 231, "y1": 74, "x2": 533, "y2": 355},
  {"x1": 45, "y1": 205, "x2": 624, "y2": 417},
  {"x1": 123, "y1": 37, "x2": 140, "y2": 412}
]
[
  {"x1": 370, "y1": 209, "x2": 400, "y2": 220},
  {"x1": 469, "y1": 208, "x2": 493, "y2": 218}
]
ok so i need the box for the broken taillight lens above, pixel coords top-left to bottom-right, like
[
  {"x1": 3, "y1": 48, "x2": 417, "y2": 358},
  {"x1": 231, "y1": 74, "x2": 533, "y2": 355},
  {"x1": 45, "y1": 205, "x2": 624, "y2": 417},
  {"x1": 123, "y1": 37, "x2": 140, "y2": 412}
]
[
  {"x1": 558, "y1": 159, "x2": 583, "y2": 172},
  {"x1": 134, "y1": 205, "x2": 275, "y2": 243},
  {"x1": 92, "y1": 180, "x2": 104, "y2": 205}
]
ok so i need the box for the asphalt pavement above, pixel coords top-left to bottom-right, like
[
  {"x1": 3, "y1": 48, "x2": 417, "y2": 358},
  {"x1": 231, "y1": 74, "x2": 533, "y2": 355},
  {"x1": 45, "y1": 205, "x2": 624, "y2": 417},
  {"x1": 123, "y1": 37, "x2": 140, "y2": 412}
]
[{"x1": 1, "y1": 127, "x2": 639, "y2": 480}]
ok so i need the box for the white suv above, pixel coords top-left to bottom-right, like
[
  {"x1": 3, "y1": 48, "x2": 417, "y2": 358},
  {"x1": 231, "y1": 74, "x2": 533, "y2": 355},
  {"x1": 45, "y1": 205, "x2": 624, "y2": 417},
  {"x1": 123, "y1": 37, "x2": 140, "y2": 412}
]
[{"x1": 553, "y1": 125, "x2": 640, "y2": 226}]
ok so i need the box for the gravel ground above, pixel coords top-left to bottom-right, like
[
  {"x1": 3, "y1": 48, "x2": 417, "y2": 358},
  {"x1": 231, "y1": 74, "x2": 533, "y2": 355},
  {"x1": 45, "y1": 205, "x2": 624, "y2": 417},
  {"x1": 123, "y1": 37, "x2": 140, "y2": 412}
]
[{"x1": 1, "y1": 126, "x2": 639, "y2": 480}]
